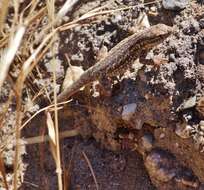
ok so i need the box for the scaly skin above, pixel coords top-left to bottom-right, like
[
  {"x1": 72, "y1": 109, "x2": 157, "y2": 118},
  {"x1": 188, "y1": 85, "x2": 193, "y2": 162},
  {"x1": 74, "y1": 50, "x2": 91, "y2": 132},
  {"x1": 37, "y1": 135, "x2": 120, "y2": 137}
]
[{"x1": 57, "y1": 24, "x2": 173, "y2": 102}]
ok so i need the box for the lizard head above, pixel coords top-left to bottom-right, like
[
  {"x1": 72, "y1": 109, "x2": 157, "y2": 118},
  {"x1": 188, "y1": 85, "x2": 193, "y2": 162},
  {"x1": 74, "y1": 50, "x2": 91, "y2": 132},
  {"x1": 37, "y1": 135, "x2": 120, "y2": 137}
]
[{"x1": 141, "y1": 24, "x2": 173, "y2": 50}]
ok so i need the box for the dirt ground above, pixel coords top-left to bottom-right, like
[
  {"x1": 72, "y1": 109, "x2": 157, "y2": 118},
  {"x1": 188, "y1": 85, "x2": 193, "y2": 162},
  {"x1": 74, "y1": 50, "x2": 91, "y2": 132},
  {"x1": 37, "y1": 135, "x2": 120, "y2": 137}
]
[
  {"x1": 1, "y1": 0, "x2": 204, "y2": 189},
  {"x1": 20, "y1": 113, "x2": 155, "y2": 190}
]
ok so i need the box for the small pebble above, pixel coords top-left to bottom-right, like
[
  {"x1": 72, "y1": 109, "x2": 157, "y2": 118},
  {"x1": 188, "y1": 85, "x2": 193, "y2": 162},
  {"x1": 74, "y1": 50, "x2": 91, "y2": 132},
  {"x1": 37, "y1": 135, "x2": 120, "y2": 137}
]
[
  {"x1": 128, "y1": 133, "x2": 135, "y2": 140},
  {"x1": 145, "y1": 149, "x2": 177, "y2": 182},
  {"x1": 199, "y1": 121, "x2": 204, "y2": 131},
  {"x1": 182, "y1": 19, "x2": 200, "y2": 35},
  {"x1": 175, "y1": 124, "x2": 192, "y2": 139},
  {"x1": 122, "y1": 103, "x2": 137, "y2": 121},
  {"x1": 175, "y1": 143, "x2": 179, "y2": 148},
  {"x1": 162, "y1": 0, "x2": 189, "y2": 10},
  {"x1": 139, "y1": 133, "x2": 154, "y2": 151},
  {"x1": 176, "y1": 96, "x2": 196, "y2": 111},
  {"x1": 159, "y1": 133, "x2": 165, "y2": 139},
  {"x1": 199, "y1": 19, "x2": 204, "y2": 29},
  {"x1": 169, "y1": 53, "x2": 176, "y2": 62},
  {"x1": 175, "y1": 168, "x2": 199, "y2": 188}
]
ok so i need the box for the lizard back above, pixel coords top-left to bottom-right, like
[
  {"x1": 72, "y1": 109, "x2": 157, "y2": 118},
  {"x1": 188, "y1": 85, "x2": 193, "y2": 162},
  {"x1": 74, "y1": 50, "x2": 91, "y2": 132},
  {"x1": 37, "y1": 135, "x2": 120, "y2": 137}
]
[{"x1": 57, "y1": 24, "x2": 172, "y2": 102}]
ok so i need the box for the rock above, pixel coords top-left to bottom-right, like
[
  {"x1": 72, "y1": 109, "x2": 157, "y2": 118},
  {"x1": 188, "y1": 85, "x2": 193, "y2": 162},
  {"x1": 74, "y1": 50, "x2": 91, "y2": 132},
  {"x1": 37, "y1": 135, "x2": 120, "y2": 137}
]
[
  {"x1": 145, "y1": 148, "x2": 200, "y2": 189},
  {"x1": 199, "y1": 19, "x2": 204, "y2": 29},
  {"x1": 159, "y1": 133, "x2": 165, "y2": 139},
  {"x1": 139, "y1": 133, "x2": 155, "y2": 152},
  {"x1": 196, "y1": 97, "x2": 204, "y2": 116},
  {"x1": 176, "y1": 96, "x2": 196, "y2": 111},
  {"x1": 200, "y1": 121, "x2": 204, "y2": 131},
  {"x1": 182, "y1": 19, "x2": 200, "y2": 35},
  {"x1": 144, "y1": 149, "x2": 177, "y2": 182},
  {"x1": 162, "y1": 0, "x2": 189, "y2": 10},
  {"x1": 122, "y1": 103, "x2": 137, "y2": 121},
  {"x1": 175, "y1": 123, "x2": 192, "y2": 139},
  {"x1": 169, "y1": 53, "x2": 176, "y2": 62},
  {"x1": 175, "y1": 167, "x2": 200, "y2": 188}
]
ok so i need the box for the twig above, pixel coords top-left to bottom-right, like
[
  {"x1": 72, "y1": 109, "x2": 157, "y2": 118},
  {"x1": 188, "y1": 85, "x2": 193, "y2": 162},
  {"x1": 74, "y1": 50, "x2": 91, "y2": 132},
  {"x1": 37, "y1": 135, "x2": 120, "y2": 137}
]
[
  {"x1": 82, "y1": 151, "x2": 99, "y2": 190},
  {"x1": 58, "y1": 0, "x2": 162, "y2": 31},
  {"x1": 19, "y1": 129, "x2": 79, "y2": 146}
]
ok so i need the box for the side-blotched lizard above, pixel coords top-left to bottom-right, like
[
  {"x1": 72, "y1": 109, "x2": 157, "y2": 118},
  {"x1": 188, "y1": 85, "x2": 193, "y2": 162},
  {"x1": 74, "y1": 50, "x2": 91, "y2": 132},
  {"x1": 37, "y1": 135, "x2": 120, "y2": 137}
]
[{"x1": 57, "y1": 24, "x2": 173, "y2": 102}]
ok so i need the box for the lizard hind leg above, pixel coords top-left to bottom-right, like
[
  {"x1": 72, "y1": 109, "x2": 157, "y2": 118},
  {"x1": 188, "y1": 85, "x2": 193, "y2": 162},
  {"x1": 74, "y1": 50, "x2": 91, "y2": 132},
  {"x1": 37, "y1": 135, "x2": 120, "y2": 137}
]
[{"x1": 92, "y1": 77, "x2": 113, "y2": 98}]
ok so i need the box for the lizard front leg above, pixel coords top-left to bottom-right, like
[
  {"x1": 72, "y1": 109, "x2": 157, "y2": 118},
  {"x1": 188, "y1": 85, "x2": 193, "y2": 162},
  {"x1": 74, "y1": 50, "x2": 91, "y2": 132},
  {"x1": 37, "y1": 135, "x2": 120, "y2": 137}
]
[{"x1": 97, "y1": 77, "x2": 113, "y2": 97}]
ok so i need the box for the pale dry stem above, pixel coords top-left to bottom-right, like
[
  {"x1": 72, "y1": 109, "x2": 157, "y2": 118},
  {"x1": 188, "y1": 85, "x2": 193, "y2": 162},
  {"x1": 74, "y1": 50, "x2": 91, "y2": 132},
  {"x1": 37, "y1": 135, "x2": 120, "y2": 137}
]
[
  {"x1": 47, "y1": 0, "x2": 63, "y2": 189},
  {"x1": 82, "y1": 151, "x2": 99, "y2": 190}
]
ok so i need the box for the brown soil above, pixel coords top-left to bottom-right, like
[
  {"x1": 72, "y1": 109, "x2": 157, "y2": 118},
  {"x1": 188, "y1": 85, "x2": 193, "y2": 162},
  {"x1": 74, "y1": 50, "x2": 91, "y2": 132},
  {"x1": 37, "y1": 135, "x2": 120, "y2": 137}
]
[{"x1": 20, "y1": 113, "x2": 155, "y2": 190}]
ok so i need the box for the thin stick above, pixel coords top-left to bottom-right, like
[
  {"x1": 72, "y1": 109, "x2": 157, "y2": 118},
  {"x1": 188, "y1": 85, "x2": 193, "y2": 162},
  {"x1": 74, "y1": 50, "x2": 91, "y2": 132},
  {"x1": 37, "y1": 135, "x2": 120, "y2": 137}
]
[
  {"x1": 19, "y1": 129, "x2": 79, "y2": 145},
  {"x1": 13, "y1": 78, "x2": 23, "y2": 190},
  {"x1": 47, "y1": 0, "x2": 63, "y2": 189},
  {"x1": 82, "y1": 151, "x2": 99, "y2": 190},
  {"x1": 20, "y1": 99, "x2": 72, "y2": 130},
  {"x1": 58, "y1": 0, "x2": 162, "y2": 31}
]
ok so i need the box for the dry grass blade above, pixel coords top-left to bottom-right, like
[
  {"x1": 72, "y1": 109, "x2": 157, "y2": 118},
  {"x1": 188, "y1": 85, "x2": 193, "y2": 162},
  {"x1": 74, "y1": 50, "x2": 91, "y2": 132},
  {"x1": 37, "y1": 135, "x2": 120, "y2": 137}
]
[
  {"x1": 20, "y1": 28, "x2": 57, "y2": 79},
  {"x1": 34, "y1": 0, "x2": 79, "y2": 44},
  {"x1": 47, "y1": 0, "x2": 63, "y2": 188},
  {"x1": 11, "y1": 9, "x2": 39, "y2": 187},
  {"x1": 0, "y1": 25, "x2": 26, "y2": 91},
  {"x1": 82, "y1": 151, "x2": 99, "y2": 190},
  {"x1": 13, "y1": 0, "x2": 20, "y2": 26},
  {"x1": 46, "y1": 112, "x2": 57, "y2": 162},
  {"x1": 63, "y1": 167, "x2": 69, "y2": 190},
  {"x1": 0, "y1": 36, "x2": 9, "y2": 48},
  {"x1": 23, "y1": 181, "x2": 39, "y2": 188},
  {"x1": 13, "y1": 92, "x2": 23, "y2": 190},
  {"x1": 59, "y1": 0, "x2": 162, "y2": 31},
  {"x1": 28, "y1": 0, "x2": 40, "y2": 15},
  {"x1": 26, "y1": 7, "x2": 47, "y2": 26},
  {"x1": 47, "y1": 112, "x2": 56, "y2": 145},
  {"x1": 19, "y1": 129, "x2": 79, "y2": 145},
  {"x1": 0, "y1": 0, "x2": 10, "y2": 33},
  {"x1": 20, "y1": 99, "x2": 72, "y2": 130},
  {"x1": 63, "y1": 148, "x2": 74, "y2": 190},
  {"x1": 57, "y1": 0, "x2": 79, "y2": 19},
  {"x1": 0, "y1": 152, "x2": 9, "y2": 190}
]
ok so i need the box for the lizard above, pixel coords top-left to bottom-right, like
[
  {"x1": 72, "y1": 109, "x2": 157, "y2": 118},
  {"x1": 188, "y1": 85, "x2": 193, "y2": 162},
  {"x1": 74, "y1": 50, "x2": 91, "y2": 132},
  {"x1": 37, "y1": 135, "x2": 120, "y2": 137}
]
[{"x1": 57, "y1": 24, "x2": 173, "y2": 103}]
